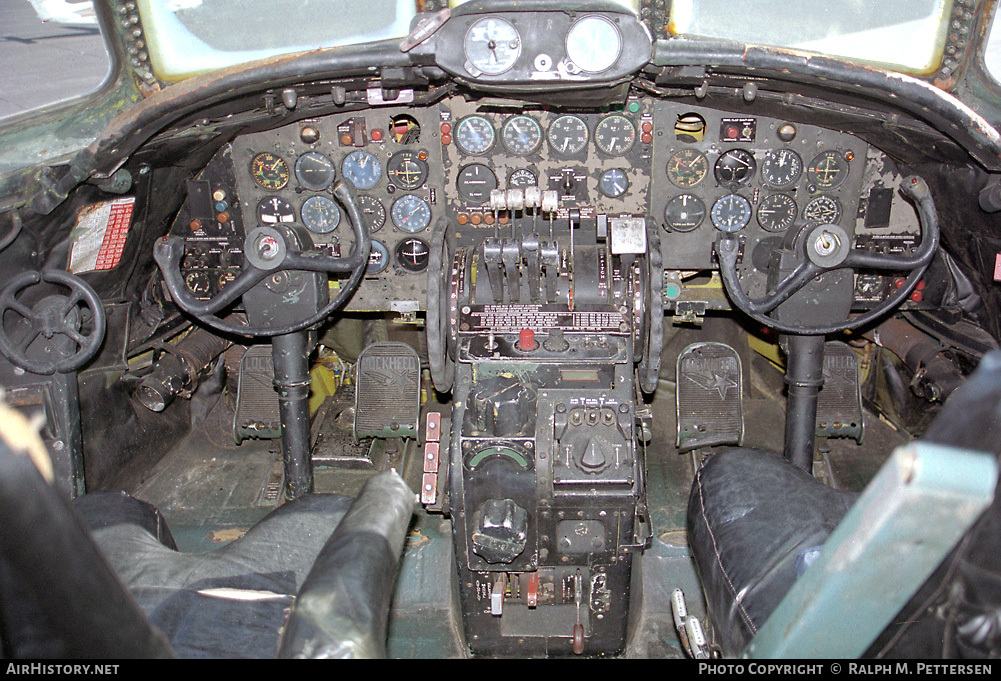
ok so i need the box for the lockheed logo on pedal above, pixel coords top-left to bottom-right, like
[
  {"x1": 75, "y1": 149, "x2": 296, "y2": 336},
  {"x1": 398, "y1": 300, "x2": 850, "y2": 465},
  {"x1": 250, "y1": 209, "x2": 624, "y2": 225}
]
[{"x1": 681, "y1": 356, "x2": 739, "y2": 400}]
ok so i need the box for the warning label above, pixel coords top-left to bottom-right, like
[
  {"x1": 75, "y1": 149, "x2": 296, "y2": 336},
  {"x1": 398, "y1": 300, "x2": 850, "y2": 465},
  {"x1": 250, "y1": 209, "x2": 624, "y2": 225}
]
[{"x1": 69, "y1": 197, "x2": 135, "y2": 273}]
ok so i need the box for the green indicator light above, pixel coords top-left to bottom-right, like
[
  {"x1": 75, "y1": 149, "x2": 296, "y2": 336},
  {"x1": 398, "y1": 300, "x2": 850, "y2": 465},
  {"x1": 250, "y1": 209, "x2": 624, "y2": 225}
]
[
  {"x1": 628, "y1": 101, "x2": 640, "y2": 113},
  {"x1": 665, "y1": 283, "x2": 682, "y2": 299}
]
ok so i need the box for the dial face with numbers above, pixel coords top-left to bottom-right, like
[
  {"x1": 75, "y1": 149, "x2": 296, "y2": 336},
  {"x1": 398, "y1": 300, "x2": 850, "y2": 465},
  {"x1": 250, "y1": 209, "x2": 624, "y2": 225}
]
[
  {"x1": 250, "y1": 152, "x2": 290, "y2": 190},
  {"x1": 711, "y1": 194, "x2": 752, "y2": 232},
  {"x1": 463, "y1": 16, "x2": 521, "y2": 76},
  {"x1": 391, "y1": 195, "x2": 432, "y2": 232},
  {"x1": 455, "y1": 115, "x2": 496, "y2": 156},
  {"x1": 357, "y1": 195, "x2": 386, "y2": 233},
  {"x1": 804, "y1": 195, "x2": 842, "y2": 223},
  {"x1": 501, "y1": 115, "x2": 543, "y2": 156},
  {"x1": 300, "y1": 195, "x2": 341, "y2": 233},
  {"x1": 508, "y1": 168, "x2": 538, "y2": 188},
  {"x1": 594, "y1": 114, "x2": 636, "y2": 156},
  {"x1": 667, "y1": 149, "x2": 709, "y2": 188},
  {"x1": 757, "y1": 193, "x2": 798, "y2": 231},
  {"x1": 547, "y1": 115, "x2": 589, "y2": 156},
  {"x1": 760, "y1": 149, "x2": 803, "y2": 189},
  {"x1": 341, "y1": 150, "x2": 382, "y2": 190}
]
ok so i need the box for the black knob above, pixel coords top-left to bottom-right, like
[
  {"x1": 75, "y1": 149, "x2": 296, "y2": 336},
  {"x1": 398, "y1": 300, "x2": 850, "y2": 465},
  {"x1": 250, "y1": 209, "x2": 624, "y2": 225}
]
[{"x1": 471, "y1": 498, "x2": 528, "y2": 564}]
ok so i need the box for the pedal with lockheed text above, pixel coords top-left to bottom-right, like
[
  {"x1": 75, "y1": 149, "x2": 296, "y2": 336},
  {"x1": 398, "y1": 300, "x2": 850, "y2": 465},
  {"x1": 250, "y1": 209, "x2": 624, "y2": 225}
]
[
  {"x1": 676, "y1": 342, "x2": 744, "y2": 453},
  {"x1": 354, "y1": 342, "x2": 421, "y2": 441}
]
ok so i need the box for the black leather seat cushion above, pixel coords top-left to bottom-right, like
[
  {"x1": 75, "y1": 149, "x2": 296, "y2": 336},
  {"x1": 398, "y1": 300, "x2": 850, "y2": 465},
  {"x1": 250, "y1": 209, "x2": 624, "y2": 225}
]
[
  {"x1": 73, "y1": 491, "x2": 352, "y2": 658},
  {"x1": 688, "y1": 352, "x2": 1001, "y2": 658},
  {"x1": 687, "y1": 448, "x2": 858, "y2": 655}
]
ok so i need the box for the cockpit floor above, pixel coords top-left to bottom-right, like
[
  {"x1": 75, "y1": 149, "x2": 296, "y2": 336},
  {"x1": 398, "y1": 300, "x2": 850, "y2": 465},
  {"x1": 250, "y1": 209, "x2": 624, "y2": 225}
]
[{"x1": 130, "y1": 348, "x2": 907, "y2": 658}]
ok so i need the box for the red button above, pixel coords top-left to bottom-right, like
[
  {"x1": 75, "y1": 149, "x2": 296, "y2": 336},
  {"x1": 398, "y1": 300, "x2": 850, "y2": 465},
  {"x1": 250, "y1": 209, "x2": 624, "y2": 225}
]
[
  {"x1": 440, "y1": 122, "x2": 452, "y2": 135},
  {"x1": 370, "y1": 128, "x2": 383, "y2": 141},
  {"x1": 726, "y1": 126, "x2": 739, "y2": 139},
  {"x1": 641, "y1": 121, "x2": 653, "y2": 133},
  {"x1": 910, "y1": 290, "x2": 924, "y2": 303},
  {"x1": 519, "y1": 328, "x2": 535, "y2": 351},
  {"x1": 915, "y1": 280, "x2": 926, "y2": 291},
  {"x1": 641, "y1": 132, "x2": 653, "y2": 145},
  {"x1": 441, "y1": 133, "x2": 451, "y2": 146}
]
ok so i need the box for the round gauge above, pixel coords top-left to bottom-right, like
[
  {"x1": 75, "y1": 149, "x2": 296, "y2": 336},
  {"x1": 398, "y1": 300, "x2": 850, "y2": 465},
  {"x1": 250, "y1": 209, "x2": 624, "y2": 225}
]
[
  {"x1": 250, "y1": 152, "x2": 290, "y2": 191},
  {"x1": 566, "y1": 15, "x2": 622, "y2": 73},
  {"x1": 667, "y1": 149, "x2": 709, "y2": 188},
  {"x1": 391, "y1": 195, "x2": 432, "y2": 232},
  {"x1": 664, "y1": 194, "x2": 706, "y2": 232},
  {"x1": 387, "y1": 150, "x2": 428, "y2": 190},
  {"x1": 341, "y1": 150, "x2": 382, "y2": 190},
  {"x1": 358, "y1": 195, "x2": 386, "y2": 233},
  {"x1": 598, "y1": 168, "x2": 629, "y2": 198},
  {"x1": 807, "y1": 151, "x2": 849, "y2": 189},
  {"x1": 184, "y1": 271, "x2": 211, "y2": 296},
  {"x1": 548, "y1": 115, "x2": 589, "y2": 156},
  {"x1": 714, "y1": 149, "x2": 757, "y2": 185},
  {"x1": 594, "y1": 114, "x2": 636, "y2": 156},
  {"x1": 508, "y1": 168, "x2": 538, "y2": 188},
  {"x1": 257, "y1": 196, "x2": 296, "y2": 224},
  {"x1": 300, "y1": 195, "x2": 341, "y2": 233},
  {"x1": 760, "y1": 149, "x2": 803, "y2": 189},
  {"x1": 456, "y1": 164, "x2": 498, "y2": 204},
  {"x1": 367, "y1": 240, "x2": 390, "y2": 274},
  {"x1": 395, "y1": 237, "x2": 431, "y2": 273},
  {"x1": 757, "y1": 193, "x2": 798, "y2": 232},
  {"x1": 454, "y1": 115, "x2": 496, "y2": 156},
  {"x1": 218, "y1": 271, "x2": 237, "y2": 290},
  {"x1": 711, "y1": 194, "x2": 752, "y2": 232},
  {"x1": 463, "y1": 16, "x2": 522, "y2": 76},
  {"x1": 501, "y1": 115, "x2": 543, "y2": 156},
  {"x1": 803, "y1": 195, "x2": 842, "y2": 224},
  {"x1": 294, "y1": 151, "x2": 336, "y2": 191}
]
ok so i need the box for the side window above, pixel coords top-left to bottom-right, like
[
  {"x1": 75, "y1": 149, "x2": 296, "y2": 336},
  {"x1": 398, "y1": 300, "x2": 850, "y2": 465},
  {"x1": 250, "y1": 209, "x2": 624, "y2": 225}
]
[
  {"x1": 0, "y1": 0, "x2": 111, "y2": 120},
  {"x1": 986, "y1": 10, "x2": 1001, "y2": 82}
]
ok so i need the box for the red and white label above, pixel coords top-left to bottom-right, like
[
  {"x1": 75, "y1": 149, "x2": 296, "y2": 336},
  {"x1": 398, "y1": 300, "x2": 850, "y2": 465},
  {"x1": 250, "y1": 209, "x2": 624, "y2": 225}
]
[
  {"x1": 69, "y1": 197, "x2": 135, "y2": 273},
  {"x1": 994, "y1": 253, "x2": 1001, "y2": 282}
]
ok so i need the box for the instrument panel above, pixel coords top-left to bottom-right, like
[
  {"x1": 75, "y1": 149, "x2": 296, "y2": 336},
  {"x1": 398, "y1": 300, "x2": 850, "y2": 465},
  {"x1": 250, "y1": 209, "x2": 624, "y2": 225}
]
[
  {"x1": 222, "y1": 107, "x2": 446, "y2": 312},
  {"x1": 171, "y1": 94, "x2": 919, "y2": 316}
]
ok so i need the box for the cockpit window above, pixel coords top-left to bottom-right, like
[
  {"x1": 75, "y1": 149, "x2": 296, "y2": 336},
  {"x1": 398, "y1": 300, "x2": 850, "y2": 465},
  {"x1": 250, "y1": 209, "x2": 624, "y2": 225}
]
[
  {"x1": 138, "y1": 0, "x2": 417, "y2": 82},
  {"x1": 984, "y1": 9, "x2": 1001, "y2": 83},
  {"x1": 668, "y1": 0, "x2": 953, "y2": 75},
  {"x1": 0, "y1": 0, "x2": 111, "y2": 121}
]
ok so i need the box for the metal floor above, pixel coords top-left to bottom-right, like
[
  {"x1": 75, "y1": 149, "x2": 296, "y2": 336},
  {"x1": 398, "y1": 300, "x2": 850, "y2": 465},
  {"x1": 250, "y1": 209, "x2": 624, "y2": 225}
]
[{"x1": 132, "y1": 345, "x2": 905, "y2": 658}]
